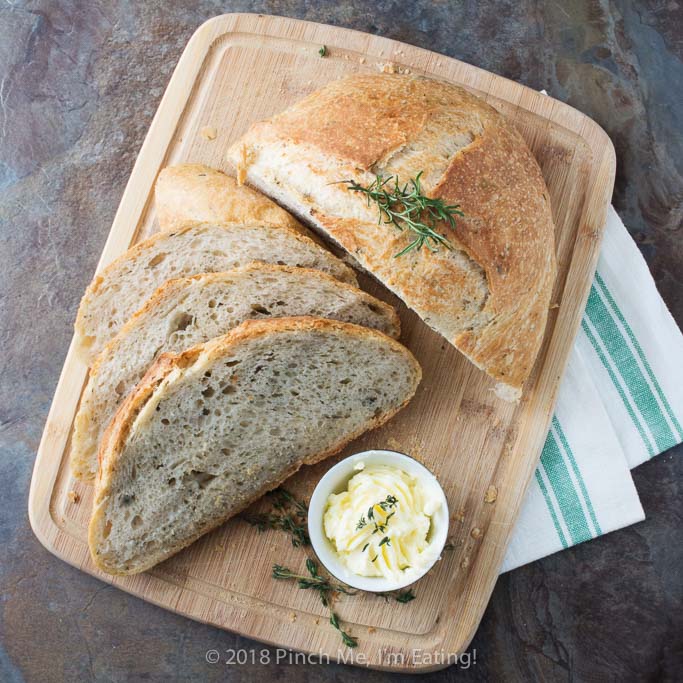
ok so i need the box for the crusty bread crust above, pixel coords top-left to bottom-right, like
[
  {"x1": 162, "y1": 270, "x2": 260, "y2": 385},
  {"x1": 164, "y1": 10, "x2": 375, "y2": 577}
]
[
  {"x1": 228, "y1": 73, "x2": 557, "y2": 399},
  {"x1": 89, "y1": 316, "x2": 421, "y2": 575},
  {"x1": 155, "y1": 163, "x2": 308, "y2": 235}
]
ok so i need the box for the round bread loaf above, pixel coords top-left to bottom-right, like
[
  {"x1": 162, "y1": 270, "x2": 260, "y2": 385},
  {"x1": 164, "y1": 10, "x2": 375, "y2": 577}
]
[{"x1": 228, "y1": 73, "x2": 557, "y2": 400}]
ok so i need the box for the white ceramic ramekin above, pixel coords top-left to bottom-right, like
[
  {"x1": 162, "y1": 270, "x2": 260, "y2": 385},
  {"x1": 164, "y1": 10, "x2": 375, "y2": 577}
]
[{"x1": 308, "y1": 450, "x2": 449, "y2": 592}]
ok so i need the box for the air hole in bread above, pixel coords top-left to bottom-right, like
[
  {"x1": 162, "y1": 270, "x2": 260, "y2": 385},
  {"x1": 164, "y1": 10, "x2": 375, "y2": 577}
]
[
  {"x1": 250, "y1": 304, "x2": 271, "y2": 316},
  {"x1": 168, "y1": 312, "x2": 194, "y2": 335},
  {"x1": 147, "y1": 253, "x2": 166, "y2": 268},
  {"x1": 225, "y1": 360, "x2": 240, "y2": 367},
  {"x1": 114, "y1": 380, "x2": 127, "y2": 395},
  {"x1": 161, "y1": 418, "x2": 170, "y2": 425},
  {"x1": 208, "y1": 299, "x2": 217, "y2": 309},
  {"x1": 131, "y1": 515, "x2": 143, "y2": 529},
  {"x1": 167, "y1": 477, "x2": 176, "y2": 487},
  {"x1": 222, "y1": 385, "x2": 236, "y2": 395},
  {"x1": 103, "y1": 520, "x2": 112, "y2": 539},
  {"x1": 202, "y1": 386, "x2": 215, "y2": 398},
  {"x1": 186, "y1": 470, "x2": 216, "y2": 489}
]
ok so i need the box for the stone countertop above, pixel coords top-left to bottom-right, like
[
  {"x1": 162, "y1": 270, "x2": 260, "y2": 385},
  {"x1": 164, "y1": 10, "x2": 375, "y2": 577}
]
[{"x1": 1, "y1": 1, "x2": 681, "y2": 681}]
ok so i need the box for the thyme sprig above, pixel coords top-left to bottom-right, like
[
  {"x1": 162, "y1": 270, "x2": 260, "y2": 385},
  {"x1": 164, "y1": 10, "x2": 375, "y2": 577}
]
[
  {"x1": 272, "y1": 559, "x2": 356, "y2": 606},
  {"x1": 273, "y1": 560, "x2": 358, "y2": 648},
  {"x1": 329, "y1": 612, "x2": 358, "y2": 648},
  {"x1": 343, "y1": 172, "x2": 463, "y2": 257},
  {"x1": 357, "y1": 495, "x2": 399, "y2": 556},
  {"x1": 240, "y1": 488, "x2": 310, "y2": 547},
  {"x1": 243, "y1": 490, "x2": 417, "y2": 649}
]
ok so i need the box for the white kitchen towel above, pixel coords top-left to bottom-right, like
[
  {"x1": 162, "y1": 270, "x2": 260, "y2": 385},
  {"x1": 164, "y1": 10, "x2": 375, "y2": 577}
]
[{"x1": 502, "y1": 206, "x2": 683, "y2": 572}]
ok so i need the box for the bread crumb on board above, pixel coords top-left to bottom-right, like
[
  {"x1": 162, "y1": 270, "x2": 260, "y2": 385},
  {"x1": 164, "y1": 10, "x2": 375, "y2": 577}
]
[
  {"x1": 453, "y1": 508, "x2": 466, "y2": 523},
  {"x1": 67, "y1": 491, "x2": 80, "y2": 504},
  {"x1": 200, "y1": 126, "x2": 217, "y2": 140},
  {"x1": 379, "y1": 62, "x2": 411, "y2": 74},
  {"x1": 470, "y1": 527, "x2": 482, "y2": 539},
  {"x1": 484, "y1": 485, "x2": 498, "y2": 504}
]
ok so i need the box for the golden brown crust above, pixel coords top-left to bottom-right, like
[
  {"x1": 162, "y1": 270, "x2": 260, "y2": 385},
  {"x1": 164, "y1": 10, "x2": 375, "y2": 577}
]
[
  {"x1": 89, "y1": 317, "x2": 421, "y2": 575},
  {"x1": 155, "y1": 163, "x2": 307, "y2": 234},
  {"x1": 228, "y1": 74, "x2": 557, "y2": 396}
]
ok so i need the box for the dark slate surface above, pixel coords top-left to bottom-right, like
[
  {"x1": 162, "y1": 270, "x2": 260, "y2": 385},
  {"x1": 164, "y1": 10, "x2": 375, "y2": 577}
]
[{"x1": 1, "y1": 1, "x2": 681, "y2": 681}]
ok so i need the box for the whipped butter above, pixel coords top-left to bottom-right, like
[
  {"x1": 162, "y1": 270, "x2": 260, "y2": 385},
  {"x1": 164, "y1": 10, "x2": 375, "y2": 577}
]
[{"x1": 323, "y1": 462, "x2": 443, "y2": 580}]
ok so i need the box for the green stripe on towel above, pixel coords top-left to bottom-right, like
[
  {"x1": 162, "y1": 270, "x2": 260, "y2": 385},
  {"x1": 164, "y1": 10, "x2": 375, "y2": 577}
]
[
  {"x1": 539, "y1": 429, "x2": 593, "y2": 545},
  {"x1": 551, "y1": 416, "x2": 602, "y2": 536},
  {"x1": 584, "y1": 283, "x2": 678, "y2": 454},
  {"x1": 534, "y1": 469, "x2": 568, "y2": 549},
  {"x1": 581, "y1": 317, "x2": 656, "y2": 457},
  {"x1": 594, "y1": 273, "x2": 683, "y2": 439}
]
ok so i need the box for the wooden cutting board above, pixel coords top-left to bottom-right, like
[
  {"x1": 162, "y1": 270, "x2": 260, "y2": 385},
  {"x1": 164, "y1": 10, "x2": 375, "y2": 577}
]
[{"x1": 29, "y1": 13, "x2": 615, "y2": 672}]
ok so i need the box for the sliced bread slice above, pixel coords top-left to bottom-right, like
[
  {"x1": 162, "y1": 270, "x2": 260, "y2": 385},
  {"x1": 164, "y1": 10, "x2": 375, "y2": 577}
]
[
  {"x1": 71, "y1": 264, "x2": 399, "y2": 481},
  {"x1": 89, "y1": 317, "x2": 421, "y2": 575},
  {"x1": 74, "y1": 222, "x2": 357, "y2": 362}
]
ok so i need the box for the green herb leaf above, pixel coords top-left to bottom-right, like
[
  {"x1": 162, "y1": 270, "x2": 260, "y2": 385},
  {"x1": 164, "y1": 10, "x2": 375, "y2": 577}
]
[
  {"x1": 272, "y1": 562, "x2": 357, "y2": 648},
  {"x1": 240, "y1": 488, "x2": 310, "y2": 547},
  {"x1": 318, "y1": 45, "x2": 327, "y2": 57},
  {"x1": 378, "y1": 588, "x2": 417, "y2": 603},
  {"x1": 379, "y1": 536, "x2": 391, "y2": 547},
  {"x1": 342, "y1": 172, "x2": 463, "y2": 257},
  {"x1": 394, "y1": 589, "x2": 416, "y2": 603},
  {"x1": 330, "y1": 612, "x2": 357, "y2": 648}
]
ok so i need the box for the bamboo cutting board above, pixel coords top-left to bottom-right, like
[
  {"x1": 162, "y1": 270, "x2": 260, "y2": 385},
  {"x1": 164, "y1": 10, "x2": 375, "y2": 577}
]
[{"x1": 29, "y1": 14, "x2": 615, "y2": 672}]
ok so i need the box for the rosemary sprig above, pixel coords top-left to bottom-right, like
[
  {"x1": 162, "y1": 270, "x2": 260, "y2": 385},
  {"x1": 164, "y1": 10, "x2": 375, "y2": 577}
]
[
  {"x1": 343, "y1": 172, "x2": 463, "y2": 257},
  {"x1": 273, "y1": 561, "x2": 357, "y2": 647},
  {"x1": 240, "y1": 488, "x2": 310, "y2": 547}
]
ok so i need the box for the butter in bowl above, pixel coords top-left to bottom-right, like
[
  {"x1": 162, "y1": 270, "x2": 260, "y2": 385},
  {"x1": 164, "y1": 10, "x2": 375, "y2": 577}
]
[{"x1": 308, "y1": 450, "x2": 450, "y2": 592}]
